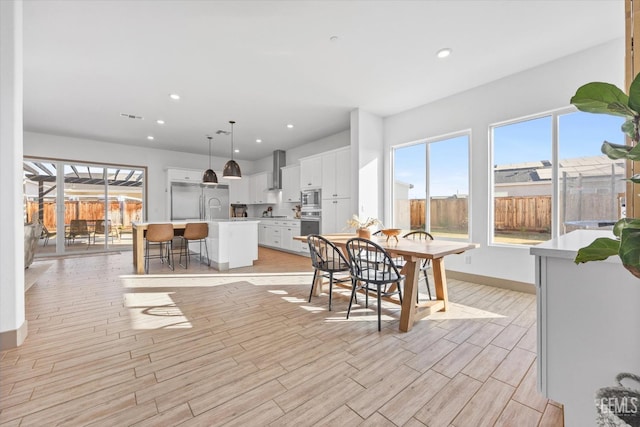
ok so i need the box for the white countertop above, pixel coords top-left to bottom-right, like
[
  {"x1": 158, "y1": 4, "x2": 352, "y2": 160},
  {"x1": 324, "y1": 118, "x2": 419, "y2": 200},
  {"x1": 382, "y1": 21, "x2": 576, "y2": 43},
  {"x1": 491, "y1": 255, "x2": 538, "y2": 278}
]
[{"x1": 529, "y1": 229, "x2": 619, "y2": 262}]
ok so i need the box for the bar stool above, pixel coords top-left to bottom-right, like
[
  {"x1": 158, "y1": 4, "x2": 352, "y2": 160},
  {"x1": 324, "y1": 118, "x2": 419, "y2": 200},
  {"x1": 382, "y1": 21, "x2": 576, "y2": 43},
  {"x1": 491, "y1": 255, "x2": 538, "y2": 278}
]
[
  {"x1": 144, "y1": 223, "x2": 174, "y2": 273},
  {"x1": 179, "y1": 222, "x2": 210, "y2": 268}
]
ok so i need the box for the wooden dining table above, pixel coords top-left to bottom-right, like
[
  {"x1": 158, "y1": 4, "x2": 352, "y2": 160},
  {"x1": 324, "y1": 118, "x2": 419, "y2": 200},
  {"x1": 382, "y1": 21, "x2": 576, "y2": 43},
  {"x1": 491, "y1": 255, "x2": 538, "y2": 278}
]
[{"x1": 294, "y1": 233, "x2": 479, "y2": 332}]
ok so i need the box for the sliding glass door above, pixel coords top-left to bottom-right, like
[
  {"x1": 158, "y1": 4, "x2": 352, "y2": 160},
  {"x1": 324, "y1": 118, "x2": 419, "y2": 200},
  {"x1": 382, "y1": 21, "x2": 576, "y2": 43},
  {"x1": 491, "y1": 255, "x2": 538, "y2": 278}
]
[{"x1": 24, "y1": 158, "x2": 146, "y2": 257}]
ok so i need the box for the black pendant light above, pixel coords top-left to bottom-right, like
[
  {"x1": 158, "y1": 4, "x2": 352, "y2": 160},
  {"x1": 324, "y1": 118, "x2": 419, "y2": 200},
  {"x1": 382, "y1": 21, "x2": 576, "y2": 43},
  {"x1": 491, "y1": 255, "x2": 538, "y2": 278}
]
[
  {"x1": 223, "y1": 120, "x2": 242, "y2": 179},
  {"x1": 202, "y1": 135, "x2": 218, "y2": 185}
]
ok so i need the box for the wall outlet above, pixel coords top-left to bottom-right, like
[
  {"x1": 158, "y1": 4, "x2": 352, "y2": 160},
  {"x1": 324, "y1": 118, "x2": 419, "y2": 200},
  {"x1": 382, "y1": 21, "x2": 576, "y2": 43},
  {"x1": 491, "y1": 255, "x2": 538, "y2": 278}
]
[{"x1": 465, "y1": 255, "x2": 472, "y2": 264}]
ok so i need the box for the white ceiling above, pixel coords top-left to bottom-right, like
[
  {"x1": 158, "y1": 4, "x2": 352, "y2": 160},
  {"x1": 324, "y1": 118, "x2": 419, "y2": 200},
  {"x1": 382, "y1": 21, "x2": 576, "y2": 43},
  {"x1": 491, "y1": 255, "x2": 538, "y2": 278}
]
[{"x1": 22, "y1": 0, "x2": 624, "y2": 161}]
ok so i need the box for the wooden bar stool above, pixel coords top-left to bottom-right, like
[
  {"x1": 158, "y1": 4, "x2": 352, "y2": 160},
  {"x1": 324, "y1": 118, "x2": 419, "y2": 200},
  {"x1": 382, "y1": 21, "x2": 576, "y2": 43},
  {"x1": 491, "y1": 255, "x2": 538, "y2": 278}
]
[
  {"x1": 144, "y1": 223, "x2": 174, "y2": 273},
  {"x1": 179, "y1": 222, "x2": 210, "y2": 268}
]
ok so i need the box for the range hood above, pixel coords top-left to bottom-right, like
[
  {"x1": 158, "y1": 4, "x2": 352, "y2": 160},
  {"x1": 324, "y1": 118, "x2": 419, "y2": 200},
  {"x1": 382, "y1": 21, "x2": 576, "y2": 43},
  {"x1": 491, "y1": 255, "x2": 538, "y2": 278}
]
[{"x1": 269, "y1": 150, "x2": 286, "y2": 191}]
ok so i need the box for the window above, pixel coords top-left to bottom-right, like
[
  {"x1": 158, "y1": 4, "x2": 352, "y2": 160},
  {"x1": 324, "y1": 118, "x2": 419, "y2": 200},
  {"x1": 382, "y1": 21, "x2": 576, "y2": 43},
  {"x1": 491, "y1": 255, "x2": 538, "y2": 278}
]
[
  {"x1": 491, "y1": 110, "x2": 625, "y2": 246},
  {"x1": 392, "y1": 133, "x2": 470, "y2": 239}
]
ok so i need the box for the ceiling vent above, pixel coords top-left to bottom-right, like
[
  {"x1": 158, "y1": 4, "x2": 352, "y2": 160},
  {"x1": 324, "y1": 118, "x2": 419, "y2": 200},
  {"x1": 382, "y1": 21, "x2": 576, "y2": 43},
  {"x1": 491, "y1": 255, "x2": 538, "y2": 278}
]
[{"x1": 268, "y1": 150, "x2": 286, "y2": 191}]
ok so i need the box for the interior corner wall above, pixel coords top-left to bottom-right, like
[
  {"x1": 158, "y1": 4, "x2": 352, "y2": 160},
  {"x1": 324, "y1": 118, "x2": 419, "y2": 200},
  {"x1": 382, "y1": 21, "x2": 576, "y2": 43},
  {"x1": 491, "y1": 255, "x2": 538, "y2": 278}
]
[
  {"x1": 384, "y1": 39, "x2": 624, "y2": 284},
  {"x1": 351, "y1": 109, "x2": 384, "y2": 223},
  {"x1": 23, "y1": 131, "x2": 254, "y2": 221},
  {"x1": 0, "y1": 0, "x2": 26, "y2": 348}
]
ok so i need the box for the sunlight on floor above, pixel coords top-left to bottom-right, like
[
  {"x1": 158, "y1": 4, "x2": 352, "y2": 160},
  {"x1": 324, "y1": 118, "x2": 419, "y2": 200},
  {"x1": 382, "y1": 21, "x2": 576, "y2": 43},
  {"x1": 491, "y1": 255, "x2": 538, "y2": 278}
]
[{"x1": 124, "y1": 291, "x2": 192, "y2": 330}]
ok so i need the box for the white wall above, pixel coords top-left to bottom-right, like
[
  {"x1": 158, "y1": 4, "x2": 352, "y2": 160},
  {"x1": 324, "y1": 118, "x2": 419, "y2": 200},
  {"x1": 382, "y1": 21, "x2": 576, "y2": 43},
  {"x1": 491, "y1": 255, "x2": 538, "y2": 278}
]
[
  {"x1": 352, "y1": 109, "x2": 384, "y2": 222},
  {"x1": 23, "y1": 131, "x2": 254, "y2": 221},
  {"x1": 384, "y1": 39, "x2": 624, "y2": 284}
]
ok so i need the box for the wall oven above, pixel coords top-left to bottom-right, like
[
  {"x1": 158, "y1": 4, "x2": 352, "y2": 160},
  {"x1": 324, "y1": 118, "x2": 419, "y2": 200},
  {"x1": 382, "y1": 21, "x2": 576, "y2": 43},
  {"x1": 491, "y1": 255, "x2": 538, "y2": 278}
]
[
  {"x1": 300, "y1": 210, "x2": 321, "y2": 236},
  {"x1": 301, "y1": 189, "x2": 321, "y2": 211}
]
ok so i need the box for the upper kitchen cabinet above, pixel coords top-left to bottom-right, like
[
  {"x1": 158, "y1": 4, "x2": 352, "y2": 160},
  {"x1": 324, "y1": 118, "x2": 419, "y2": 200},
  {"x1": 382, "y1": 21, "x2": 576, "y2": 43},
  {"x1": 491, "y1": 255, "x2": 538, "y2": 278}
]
[
  {"x1": 167, "y1": 168, "x2": 203, "y2": 184},
  {"x1": 281, "y1": 165, "x2": 301, "y2": 203},
  {"x1": 299, "y1": 156, "x2": 322, "y2": 189},
  {"x1": 250, "y1": 172, "x2": 276, "y2": 204},
  {"x1": 321, "y1": 147, "x2": 350, "y2": 199},
  {"x1": 229, "y1": 176, "x2": 250, "y2": 204}
]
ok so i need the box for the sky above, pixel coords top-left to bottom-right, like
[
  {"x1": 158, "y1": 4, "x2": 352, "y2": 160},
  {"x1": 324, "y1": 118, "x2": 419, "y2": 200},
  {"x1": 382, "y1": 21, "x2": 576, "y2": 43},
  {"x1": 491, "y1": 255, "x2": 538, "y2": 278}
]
[{"x1": 394, "y1": 111, "x2": 626, "y2": 199}]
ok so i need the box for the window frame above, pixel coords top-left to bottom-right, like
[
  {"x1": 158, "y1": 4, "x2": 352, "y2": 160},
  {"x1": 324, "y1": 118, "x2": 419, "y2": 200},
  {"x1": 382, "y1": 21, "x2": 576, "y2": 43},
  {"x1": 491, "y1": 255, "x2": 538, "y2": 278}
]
[{"x1": 391, "y1": 129, "x2": 472, "y2": 241}]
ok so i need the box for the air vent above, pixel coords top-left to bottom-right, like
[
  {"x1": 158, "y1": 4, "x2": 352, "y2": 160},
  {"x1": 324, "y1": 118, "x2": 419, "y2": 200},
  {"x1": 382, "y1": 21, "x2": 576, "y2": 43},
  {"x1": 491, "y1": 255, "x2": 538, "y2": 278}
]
[{"x1": 120, "y1": 113, "x2": 144, "y2": 120}]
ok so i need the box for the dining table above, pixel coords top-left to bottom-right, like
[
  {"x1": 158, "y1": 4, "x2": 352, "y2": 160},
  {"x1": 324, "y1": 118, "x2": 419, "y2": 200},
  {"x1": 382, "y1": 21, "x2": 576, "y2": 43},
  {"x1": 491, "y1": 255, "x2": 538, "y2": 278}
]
[{"x1": 294, "y1": 233, "x2": 479, "y2": 332}]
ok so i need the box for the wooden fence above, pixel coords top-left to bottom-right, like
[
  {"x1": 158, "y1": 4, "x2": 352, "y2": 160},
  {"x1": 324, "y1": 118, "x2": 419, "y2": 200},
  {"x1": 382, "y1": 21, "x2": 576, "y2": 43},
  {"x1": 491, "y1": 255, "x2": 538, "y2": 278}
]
[
  {"x1": 26, "y1": 201, "x2": 142, "y2": 230},
  {"x1": 409, "y1": 193, "x2": 623, "y2": 232}
]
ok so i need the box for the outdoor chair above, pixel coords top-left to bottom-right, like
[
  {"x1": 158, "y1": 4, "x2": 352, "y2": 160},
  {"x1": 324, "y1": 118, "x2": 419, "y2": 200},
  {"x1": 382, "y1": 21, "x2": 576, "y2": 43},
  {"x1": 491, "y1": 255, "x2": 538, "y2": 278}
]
[
  {"x1": 94, "y1": 219, "x2": 118, "y2": 244},
  {"x1": 66, "y1": 219, "x2": 93, "y2": 246},
  {"x1": 39, "y1": 220, "x2": 55, "y2": 246}
]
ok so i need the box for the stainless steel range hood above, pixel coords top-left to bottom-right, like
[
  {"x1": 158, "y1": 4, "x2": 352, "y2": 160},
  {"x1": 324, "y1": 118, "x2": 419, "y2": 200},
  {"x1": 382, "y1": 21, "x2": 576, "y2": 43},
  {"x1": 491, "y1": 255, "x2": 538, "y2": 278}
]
[{"x1": 268, "y1": 150, "x2": 286, "y2": 191}]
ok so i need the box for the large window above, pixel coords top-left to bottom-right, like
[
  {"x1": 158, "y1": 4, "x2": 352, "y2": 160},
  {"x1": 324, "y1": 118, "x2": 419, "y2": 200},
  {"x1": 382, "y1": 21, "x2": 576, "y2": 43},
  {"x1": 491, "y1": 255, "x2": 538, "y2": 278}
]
[
  {"x1": 24, "y1": 158, "x2": 145, "y2": 256},
  {"x1": 491, "y1": 109, "x2": 625, "y2": 246},
  {"x1": 393, "y1": 133, "x2": 470, "y2": 239}
]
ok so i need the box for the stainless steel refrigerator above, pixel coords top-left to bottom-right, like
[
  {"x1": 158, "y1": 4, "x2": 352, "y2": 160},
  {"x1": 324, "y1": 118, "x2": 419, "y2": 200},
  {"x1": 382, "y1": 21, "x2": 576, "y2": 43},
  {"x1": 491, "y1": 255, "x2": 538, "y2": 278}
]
[{"x1": 170, "y1": 182, "x2": 230, "y2": 220}]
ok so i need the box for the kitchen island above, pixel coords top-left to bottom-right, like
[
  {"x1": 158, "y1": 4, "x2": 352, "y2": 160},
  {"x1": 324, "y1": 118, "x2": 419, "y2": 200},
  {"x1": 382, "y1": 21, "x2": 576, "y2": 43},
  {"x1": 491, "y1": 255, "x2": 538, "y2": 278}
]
[{"x1": 132, "y1": 220, "x2": 259, "y2": 273}]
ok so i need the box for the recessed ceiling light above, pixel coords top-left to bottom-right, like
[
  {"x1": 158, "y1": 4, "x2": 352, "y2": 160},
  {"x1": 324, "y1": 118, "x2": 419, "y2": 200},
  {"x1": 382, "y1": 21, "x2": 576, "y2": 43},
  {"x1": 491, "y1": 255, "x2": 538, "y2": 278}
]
[
  {"x1": 287, "y1": 124, "x2": 294, "y2": 129},
  {"x1": 156, "y1": 119, "x2": 165, "y2": 125},
  {"x1": 234, "y1": 149, "x2": 240, "y2": 153},
  {"x1": 436, "y1": 48, "x2": 452, "y2": 59},
  {"x1": 329, "y1": 35, "x2": 339, "y2": 42},
  {"x1": 147, "y1": 135, "x2": 154, "y2": 140},
  {"x1": 256, "y1": 139, "x2": 262, "y2": 143},
  {"x1": 169, "y1": 93, "x2": 180, "y2": 100}
]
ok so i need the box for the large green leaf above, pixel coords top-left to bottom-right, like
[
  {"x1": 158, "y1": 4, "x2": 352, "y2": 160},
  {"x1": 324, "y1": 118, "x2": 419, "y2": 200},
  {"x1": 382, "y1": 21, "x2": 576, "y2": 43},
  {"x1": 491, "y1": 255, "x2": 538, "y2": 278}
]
[
  {"x1": 628, "y1": 72, "x2": 640, "y2": 112},
  {"x1": 571, "y1": 82, "x2": 634, "y2": 117},
  {"x1": 601, "y1": 141, "x2": 640, "y2": 161},
  {"x1": 619, "y1": 228, "x2": 640, "y2": 278},
  {"x1": 613, "y1": 218, "x2": 640, "y2": 237},
  {"x1": 574, "y1": 237, "x2": 620, "y2": 264},
  {"x1": 621, "y1": 119, "x2": 636, "y2": 139},
  {"x1": 629, "y1": 173, "x2": 640, "y2": 184}
]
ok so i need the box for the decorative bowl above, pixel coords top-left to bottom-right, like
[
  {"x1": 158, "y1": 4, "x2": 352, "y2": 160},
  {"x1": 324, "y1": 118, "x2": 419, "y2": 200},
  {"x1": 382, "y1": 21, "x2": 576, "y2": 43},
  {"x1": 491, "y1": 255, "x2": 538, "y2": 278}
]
[{"x1": 380, "y1": 228, "x2": 401, "y2": 242}]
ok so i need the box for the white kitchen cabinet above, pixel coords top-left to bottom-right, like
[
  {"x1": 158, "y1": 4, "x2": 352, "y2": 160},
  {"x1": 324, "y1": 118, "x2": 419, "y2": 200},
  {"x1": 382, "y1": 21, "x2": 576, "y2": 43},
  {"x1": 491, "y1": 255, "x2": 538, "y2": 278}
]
[
  {"x1": 251, "y1": 172, "x2": 276, "y2": 204},
  {"x1": 280, "y1": 221, "x2": 300, "y2": 252},
  {"x1": 167, "y1": 168, "x2": 203, "y2": 183},
  {"x1": 299, "y1": 156, "x2": 322, "y2": 189},
  {"x1": 322, "y1": 198, "x2": 351, "y2": 234},
  {"x1": 281, "y1": 165, "x2": 301, "y2": 203},
  {"x1": 229, "y1": 176, "x2": 250, "y2": 204},
  {"x1": 530, "y1": 230, "x2": 640, "y2": 427},
  {"x1": 321, "y1": 147, "x2": 351, "y2": 199},
  {"x1": 258, "y1": 223, "x2": 269, "y2": 245}
]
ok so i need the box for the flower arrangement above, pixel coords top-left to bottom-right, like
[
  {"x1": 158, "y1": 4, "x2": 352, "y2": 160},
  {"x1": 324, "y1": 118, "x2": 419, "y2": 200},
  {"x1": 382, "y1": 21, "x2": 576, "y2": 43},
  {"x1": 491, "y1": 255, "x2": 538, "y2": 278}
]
[{"x1": 345, "y1": 214, "x2": 382, "y2": 230}]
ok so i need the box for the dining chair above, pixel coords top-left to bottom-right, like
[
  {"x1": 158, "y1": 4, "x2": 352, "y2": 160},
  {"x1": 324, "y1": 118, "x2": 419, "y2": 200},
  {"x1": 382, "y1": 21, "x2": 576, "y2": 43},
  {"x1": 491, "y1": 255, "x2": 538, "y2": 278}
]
[
  {"x1": 345, "y1": 237, "x2": 404, "y2": 331},
  {"x1": 179, "y1": 222, "x2": 210, "y2": 268},
  {"x1": 307, "y1": 234, "x2": 351, "y2": 311},
  {"x1": 403, "y1": 230, "x2": 434, "y2": 300},
  {"x1": 144, "y1": 223, "x2": 175, "y2": 273}
]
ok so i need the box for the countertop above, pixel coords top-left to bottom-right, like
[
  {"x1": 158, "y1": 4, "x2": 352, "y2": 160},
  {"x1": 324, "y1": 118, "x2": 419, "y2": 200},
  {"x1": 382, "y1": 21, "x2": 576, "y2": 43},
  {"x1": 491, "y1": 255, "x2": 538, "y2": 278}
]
[{"x1": 529, "y1": 229, "x2": 620, "y2": 262}]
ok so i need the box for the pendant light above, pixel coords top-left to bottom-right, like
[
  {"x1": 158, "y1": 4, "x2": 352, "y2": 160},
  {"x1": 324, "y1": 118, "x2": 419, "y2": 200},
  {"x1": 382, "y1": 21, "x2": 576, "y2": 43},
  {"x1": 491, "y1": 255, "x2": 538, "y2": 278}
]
[
  {"x1": 202, "y1": 136, "x2": 218, "y2": 185},
  {"x1": 223, "y1": 120, "x2": 242, "y2": 179}
]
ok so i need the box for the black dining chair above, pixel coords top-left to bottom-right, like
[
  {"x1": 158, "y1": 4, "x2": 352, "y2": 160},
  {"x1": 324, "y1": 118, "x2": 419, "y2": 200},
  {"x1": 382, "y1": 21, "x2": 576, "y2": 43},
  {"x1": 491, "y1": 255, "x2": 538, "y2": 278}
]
[
  {"x1": 403, "y1": 230, "x2": 435, "y2": 300},
  {"x1": 345, "y1": 237, "x2": 404, "y2": 331},
  {"x1": 307, "y1": 234, "x2": 351, "y2": 311}
]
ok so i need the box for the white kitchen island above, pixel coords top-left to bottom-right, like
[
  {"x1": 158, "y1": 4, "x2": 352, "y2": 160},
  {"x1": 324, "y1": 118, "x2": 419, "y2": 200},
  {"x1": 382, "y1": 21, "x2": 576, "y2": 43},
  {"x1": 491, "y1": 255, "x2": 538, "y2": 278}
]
[
  {"x1": 205, "y1": 220, "x2": 259, "y2": 270},
  {"x1": 531, "y1": 230, "x2": 640, "y2": 427}
]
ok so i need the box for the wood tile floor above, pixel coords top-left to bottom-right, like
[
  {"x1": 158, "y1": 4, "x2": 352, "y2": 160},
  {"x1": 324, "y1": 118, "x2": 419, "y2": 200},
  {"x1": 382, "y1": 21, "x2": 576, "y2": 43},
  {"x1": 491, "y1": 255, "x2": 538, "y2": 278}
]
[{"x1": 1, "y1": 248, "x2": 563, "y2": 426}]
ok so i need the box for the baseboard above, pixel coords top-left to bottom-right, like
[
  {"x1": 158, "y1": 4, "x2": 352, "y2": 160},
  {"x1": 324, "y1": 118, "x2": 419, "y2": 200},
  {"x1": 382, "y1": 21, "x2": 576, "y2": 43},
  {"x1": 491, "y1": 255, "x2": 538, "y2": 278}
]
[
  {"x1": 0, "y1": 320, "x2": 28, "y2": 350},
  {"x1": 447, "y1": 271, "x2": 536, "y2": 294}
]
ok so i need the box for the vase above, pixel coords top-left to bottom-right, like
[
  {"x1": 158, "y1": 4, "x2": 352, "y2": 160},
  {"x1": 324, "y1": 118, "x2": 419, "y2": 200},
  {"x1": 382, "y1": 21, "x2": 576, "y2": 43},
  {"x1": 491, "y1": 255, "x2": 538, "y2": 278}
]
[{"x1": 357, "y1": 228, "x2": 371, "y2": 239}]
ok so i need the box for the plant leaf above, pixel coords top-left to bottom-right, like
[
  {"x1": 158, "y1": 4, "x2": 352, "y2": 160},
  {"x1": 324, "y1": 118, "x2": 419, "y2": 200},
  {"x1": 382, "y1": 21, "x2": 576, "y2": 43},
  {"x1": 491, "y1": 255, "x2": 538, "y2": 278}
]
[
  {"x1": 622, "y1": 119, "x2": 636, "y2": 139},
  {"x1": 628, "y1": 72, "x2": 640, "y2": 112},
  {"x1": 613, "y1": 218, "x2": 640, "y2": 237},
  {"x1": 629, "y1": 173, "x2": 640, "y2": 183},
  {"x1": 601, "y1": 141, "x2": 640, "y2": 161},
  {"x1": 619, "y1": 227, "x2": 640, "y2": 278},
  {"x1": 574, "y1": 237, "x2": 620, "y2": 264},
  {"x1": 571, "y1": 82, "x2": 634, "y2": 118}
]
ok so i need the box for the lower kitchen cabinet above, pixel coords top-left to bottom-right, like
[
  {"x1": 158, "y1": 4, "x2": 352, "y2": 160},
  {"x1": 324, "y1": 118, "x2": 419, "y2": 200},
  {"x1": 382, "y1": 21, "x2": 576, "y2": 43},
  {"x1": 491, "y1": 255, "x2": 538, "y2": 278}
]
[{"x1": 258, "y1": 220, "x2": 304, "y2": 254}]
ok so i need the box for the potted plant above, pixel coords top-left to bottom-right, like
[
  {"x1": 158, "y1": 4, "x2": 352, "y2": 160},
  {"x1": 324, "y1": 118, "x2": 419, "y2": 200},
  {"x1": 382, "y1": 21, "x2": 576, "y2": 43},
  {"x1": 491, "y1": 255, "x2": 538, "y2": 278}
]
[
  {"x1": 571, "y1": 73, "x2": 640, "y2": 279},
  {"x1": 345, "y1": 214, "x2": 382, "y2": 239}
]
